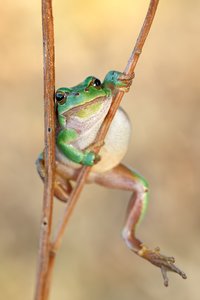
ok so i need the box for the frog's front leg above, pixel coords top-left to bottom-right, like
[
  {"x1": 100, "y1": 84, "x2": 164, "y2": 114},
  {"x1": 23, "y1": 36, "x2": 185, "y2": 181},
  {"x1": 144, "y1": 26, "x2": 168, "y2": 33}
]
[
  {"x1": 36, "y1": 152, "x2": 72, "y2": 202},
  {"x1": 57, "y1": 129, "x2": 100, "y2": 166},
  {"x1": 90, "y1": 163, "x2": 187, "y2": 286}
]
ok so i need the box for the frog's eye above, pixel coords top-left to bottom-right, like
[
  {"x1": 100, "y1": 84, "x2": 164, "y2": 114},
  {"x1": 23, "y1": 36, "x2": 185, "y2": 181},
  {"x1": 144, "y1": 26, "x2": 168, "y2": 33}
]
[
  {"x1": 93, "y1": 78, "x2": 101, "y2": 87},
  {"x1": 55, "y1": 91, "x2": 66, "y2": 104}
]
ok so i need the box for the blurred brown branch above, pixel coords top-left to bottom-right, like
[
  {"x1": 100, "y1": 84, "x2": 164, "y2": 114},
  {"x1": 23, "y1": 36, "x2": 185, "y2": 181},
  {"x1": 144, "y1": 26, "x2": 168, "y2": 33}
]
[{"x1": 34, "y1": 0, "x2": 55, "y2": 300}]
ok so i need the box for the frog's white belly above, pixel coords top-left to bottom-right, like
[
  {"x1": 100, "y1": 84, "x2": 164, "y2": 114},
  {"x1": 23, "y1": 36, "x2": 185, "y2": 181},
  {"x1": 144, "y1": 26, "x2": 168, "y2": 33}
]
[
  {"x1": 56, "y1": 107, "x2": 131, "y2": 173},
  {"x1": 93, "y1": 107, "x2": 131, "y2": 172}
]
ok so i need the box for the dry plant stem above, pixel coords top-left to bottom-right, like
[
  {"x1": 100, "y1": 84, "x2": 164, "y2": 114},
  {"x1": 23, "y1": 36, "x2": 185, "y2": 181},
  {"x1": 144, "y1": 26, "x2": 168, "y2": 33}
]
[
  {"x1": 34, "y1": 1, "x2": 55, "y2": 300},
  {"x1": 51, "y1": 0, "x2": 159, "y2": 253},
  {"x1": 43, "y1": 1, "x2": 159, "y2": 299},
  {"x1": 97, "y1": 0, "x2": 159, "y2": 143},
  {"x1": 42, "y1": 169, "x2": 92, "y2": 300}
]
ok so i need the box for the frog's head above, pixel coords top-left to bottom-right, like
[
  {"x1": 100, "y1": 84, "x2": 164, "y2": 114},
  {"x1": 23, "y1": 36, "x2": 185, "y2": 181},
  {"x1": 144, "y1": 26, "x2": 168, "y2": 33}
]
[{"x1": 55, "y1": 76, "x2": 111, "y2": 120}]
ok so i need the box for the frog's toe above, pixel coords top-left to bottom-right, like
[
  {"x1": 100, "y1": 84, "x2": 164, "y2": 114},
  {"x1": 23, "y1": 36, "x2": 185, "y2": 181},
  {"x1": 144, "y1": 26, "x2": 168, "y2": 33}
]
[
  {"x1": 137, "y1": 245, "x2": 187, "y2": 287},
  {"x1": 118, "y1": 85, "x2": 131, "y2": 93},
  {"x1": 118, "y1": 73, "x2": 134, "y2": 91},
  {"x1": 94, "y1": 153, "x2": 101, "y2": 164},
  {"x1": 54, "y1": 177, "x2": 72, "y2": 203},
  {"x1": 119, "y1": 72, "x2": 135, "y2": 81}
]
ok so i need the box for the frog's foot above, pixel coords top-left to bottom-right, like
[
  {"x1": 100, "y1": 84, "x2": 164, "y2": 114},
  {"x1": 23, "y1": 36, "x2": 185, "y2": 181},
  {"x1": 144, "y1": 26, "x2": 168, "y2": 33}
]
[
  {"x1": 54, "y1": 175, "x2": 72, "y2": 203},
  {"x1": 104, "y1": 71, "x2": 134, "y2": 93},
  {"x1": 36, "y1": 153, "x2": 72, "y2": 203},
  {"x1": 137, "y1": 245, "x2": 187, "y2": 287},
  {"x1": 93, "y1": 153, "x2": 101, "y2": 164},
  {"x1": 117, "y1": 72, "x2": 135, "y2": 92}
]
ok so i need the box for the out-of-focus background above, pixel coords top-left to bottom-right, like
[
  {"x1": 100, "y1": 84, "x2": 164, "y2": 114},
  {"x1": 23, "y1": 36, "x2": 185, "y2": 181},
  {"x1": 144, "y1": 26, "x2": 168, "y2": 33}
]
[{"x1": 0, "y1": 0, "x2": 200, "y2": 299}]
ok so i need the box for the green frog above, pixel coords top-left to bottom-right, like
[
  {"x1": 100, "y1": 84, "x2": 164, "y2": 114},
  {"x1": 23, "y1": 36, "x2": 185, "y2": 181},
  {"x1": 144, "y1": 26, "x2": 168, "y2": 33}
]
[{"x1": 36, "y1": 70, "x2": 186, "y2": 286}]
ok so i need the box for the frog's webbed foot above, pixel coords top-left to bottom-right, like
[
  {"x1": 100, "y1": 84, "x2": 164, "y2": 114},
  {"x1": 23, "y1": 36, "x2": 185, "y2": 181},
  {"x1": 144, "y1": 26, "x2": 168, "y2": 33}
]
[
  {"x1": 103, "y1": 71, "x2": 134, "y2": 93},
  {"x1": 54, "y1": 175, "x2": 72, "y2": 203},
  {"x1": 137, "y1": 245, "x2": 187, "y2": 287},
  {"x1": 36, "y1": 152, "x2": 72, "y2": 203},
  {"x1": 117, "y1": 72, "x2": 135, "y2": 92}
]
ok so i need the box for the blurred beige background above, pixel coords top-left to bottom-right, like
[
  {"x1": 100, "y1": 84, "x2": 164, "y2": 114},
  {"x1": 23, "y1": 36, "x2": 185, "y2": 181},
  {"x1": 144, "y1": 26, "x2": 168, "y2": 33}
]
[{"x1": 0, "y1": 0, "x2": 200, "y2": 299}]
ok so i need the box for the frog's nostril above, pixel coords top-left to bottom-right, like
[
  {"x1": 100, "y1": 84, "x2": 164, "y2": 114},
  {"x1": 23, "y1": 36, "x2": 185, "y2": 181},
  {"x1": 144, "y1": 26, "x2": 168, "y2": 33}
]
[{"x1": 74, "y1": 92, "x2": 80, "y2": 96}]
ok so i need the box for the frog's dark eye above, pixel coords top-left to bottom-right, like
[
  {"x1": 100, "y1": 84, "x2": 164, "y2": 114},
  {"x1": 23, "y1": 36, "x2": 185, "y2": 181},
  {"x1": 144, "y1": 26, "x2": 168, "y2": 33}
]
[
  {"x1": 55, "y1": 91, "x2": 66, "y2": 104},
  {"x1": 93, "y1": 78, "x2": 101, "y2": 87}
]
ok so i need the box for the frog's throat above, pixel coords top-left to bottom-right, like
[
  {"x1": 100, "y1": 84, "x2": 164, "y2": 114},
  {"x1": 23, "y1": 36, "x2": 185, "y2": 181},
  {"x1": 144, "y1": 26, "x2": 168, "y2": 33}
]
[{"x1": 61, "y1": 96, "x2": 106, "y2": 117}]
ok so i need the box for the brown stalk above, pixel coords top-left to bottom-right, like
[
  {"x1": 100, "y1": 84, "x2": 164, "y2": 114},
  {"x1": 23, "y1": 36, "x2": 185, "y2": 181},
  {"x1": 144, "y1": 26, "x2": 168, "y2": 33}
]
[
  {"x1": 34, "y1": 1, "x2": 55, "y2": 300},
  {"x1": 42, "y1": 1, "x2": 159, "y2": 299},
  {"x1": 51, "y1": 0, "x2": 159, "y2": 253}
]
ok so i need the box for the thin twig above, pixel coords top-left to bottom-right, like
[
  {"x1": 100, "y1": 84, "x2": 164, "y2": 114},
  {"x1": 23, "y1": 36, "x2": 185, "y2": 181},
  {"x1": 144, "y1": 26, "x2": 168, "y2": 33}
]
[
  {"x1": 41, "y1": 168, "x2": 92, "y2": 300},
  {"x1": 34, "y1": 1, "x2": 55, "y2": 300},
  {"x1": 51, "y1": 0, "x2": 159, "y2": 254}
]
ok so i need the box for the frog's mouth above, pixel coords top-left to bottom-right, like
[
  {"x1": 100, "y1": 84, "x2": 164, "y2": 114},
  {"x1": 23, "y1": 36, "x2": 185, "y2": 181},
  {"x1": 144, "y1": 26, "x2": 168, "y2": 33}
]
[{"x1": 61, "y1": 96, "x2": 106, "y2": 117}]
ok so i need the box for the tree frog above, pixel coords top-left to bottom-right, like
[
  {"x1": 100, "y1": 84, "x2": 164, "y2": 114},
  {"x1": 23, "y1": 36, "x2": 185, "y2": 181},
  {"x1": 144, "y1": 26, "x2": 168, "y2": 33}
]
[{"x1": 36, "y1": 70, "x2": 186, "y2": 286}]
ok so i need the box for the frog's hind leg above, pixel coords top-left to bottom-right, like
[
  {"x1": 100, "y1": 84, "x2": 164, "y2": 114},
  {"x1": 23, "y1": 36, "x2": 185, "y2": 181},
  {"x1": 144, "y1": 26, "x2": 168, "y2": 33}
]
[
  {"x1": 90, "y1": 163, "x2": 187, "y2": 285},
  {"x1": 90, "y1": 163, "x2": 149, "y2": 251},
  {"x1": 36, "y1": 153, "x2": 72, "y2": 202}
]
